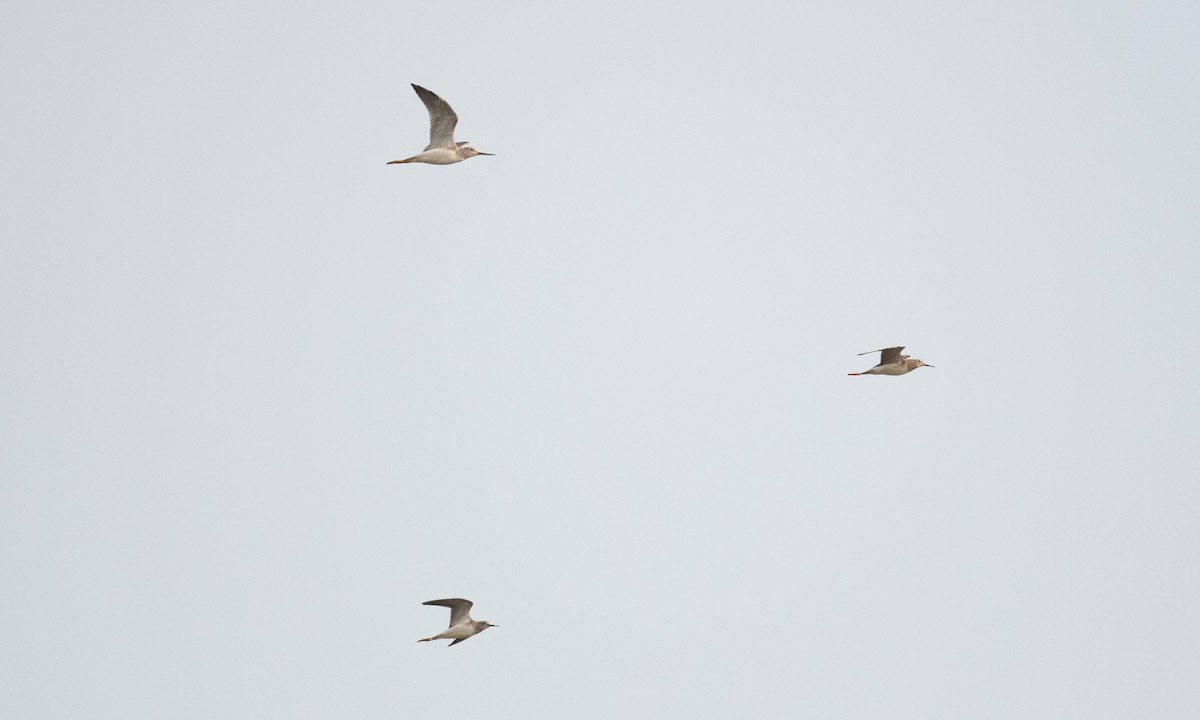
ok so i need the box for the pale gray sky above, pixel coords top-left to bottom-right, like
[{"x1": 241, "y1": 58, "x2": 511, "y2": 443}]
[{"x1": 2, "y1": 1, "x2": 1199, "y2": 718}]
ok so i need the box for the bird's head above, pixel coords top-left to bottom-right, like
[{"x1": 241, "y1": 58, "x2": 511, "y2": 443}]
[
  {"x1": 461, "y1": 145, "x2": 495, "y2": 158},
  {"x1": 913, "y1": 359, "x2": 934, "y2": 369}
]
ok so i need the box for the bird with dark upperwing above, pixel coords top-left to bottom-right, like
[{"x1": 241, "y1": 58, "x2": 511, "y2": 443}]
[
  {"x1": 848, "y1": 346, "x2": 934, "y2": 376},
  {"x1": 388, "y1": 84, "x2": 494, "y2": 165},
  {"x1": 417, "y1": 598, "x2": 497, "y2": 647}
]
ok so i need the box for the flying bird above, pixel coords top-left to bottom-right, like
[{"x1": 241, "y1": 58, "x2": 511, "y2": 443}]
[
  {"x1": 848, "y1": 346, "x2": 934, "y2": 376},
  {"x1": 417, "y1": 598, "x2": 497, "y2": 647},
  {"x1": 388, "y1": 84, "x2": 494, "y2": 165}
]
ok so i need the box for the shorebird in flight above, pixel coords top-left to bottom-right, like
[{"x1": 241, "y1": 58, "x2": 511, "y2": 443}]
[
  {"x1": 388, "y1": 84, "x2": 494, "y2": 165},
  {"x1": 848, "y1": 346, "x2": 934, "y2": 376},
  {"x1": 417, "y1": 598, "x2": 497, "y2": 647}
]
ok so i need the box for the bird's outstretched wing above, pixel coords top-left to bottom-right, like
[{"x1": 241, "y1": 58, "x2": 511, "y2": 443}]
[
  {"x1": 448, "y1": 637, "x2": 469, "y2": 647},
  {"x1": 411, "y1": 84, "x2": 459, "y2": 150},
  {"x1": 423, "y1": 598, "x2": 474, "y2": 627},
  {"x1": 858, "y1": 346, "x2": 904, "y2": 364}
]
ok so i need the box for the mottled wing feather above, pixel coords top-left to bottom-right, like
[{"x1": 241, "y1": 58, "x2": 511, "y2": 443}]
[
  {"x1": 422, "y1": 598, "x2": 474, "y2": 627},
  {"x1": 411, "y1": 84, "x2": 458, "y2": 150},
  {"x1": 879, "y1": 346, "x2": 904, "y2": 364},
  {"x1": 858, "y1": 346, "x2": 905, "y2": 365}
]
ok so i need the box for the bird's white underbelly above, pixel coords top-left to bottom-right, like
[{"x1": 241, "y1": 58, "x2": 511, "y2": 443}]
[
  {"x1": 413, "y1": 148, "x2": 463, "y2": 165},
  {"x1": 438, "y1": 624, "x2": 476, "y2": 639}
]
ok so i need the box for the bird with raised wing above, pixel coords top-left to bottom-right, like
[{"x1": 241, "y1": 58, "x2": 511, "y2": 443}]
[
  {"x1": 417, "y1": 598, "x2": 497, "y2": 647},
  {"x1": 388, "y1": 84, "x2": 494, "y2": 165},
  {"x1": 848, "y1": 346, "x2": 934, "y2": 376}
]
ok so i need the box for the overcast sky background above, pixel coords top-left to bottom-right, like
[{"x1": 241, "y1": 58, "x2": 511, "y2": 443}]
[{"x1": 3, "y1": 1, "x2": 1199, "y2": 718}]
